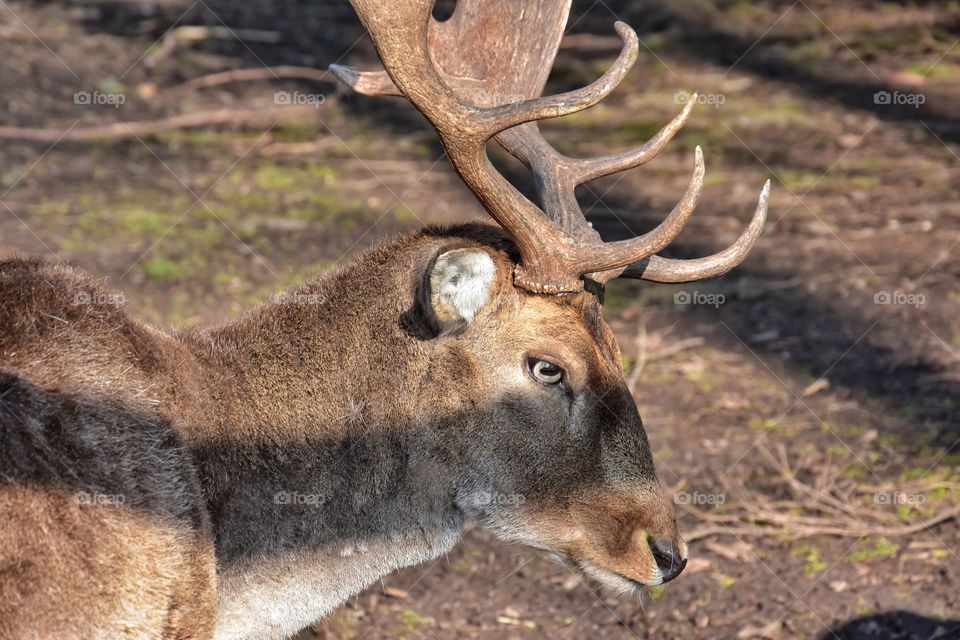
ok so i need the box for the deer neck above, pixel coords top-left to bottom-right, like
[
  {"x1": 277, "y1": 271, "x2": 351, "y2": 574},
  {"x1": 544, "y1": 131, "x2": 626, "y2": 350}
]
[{"x1": 175, "y1": 262, "x2": 465, "y2": 639}]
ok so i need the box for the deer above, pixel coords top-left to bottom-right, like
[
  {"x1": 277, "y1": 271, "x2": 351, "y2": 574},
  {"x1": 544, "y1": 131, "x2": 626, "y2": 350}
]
[{"x1": 0, "y1": 0, "x2": 769, "y2": 638}]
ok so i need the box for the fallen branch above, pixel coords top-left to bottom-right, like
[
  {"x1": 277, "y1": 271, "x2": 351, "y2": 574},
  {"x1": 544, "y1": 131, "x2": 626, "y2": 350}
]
[
  {"x1": 170, "y1": 66, "x2": 332, "y2": 94},
  {"x1": 686, "y1": 504, "x2": 960, "y2": 542},
  {"x1": 0, "y1": 106, "x2": 319, "y2": 142},
  {"x1": 145, "y1": 26, "x2": 281, "y2": 68},
  {"x1": 626, "y1": 324, "x2": 704, "y2": 392},
  {"x1": 683, "y1": 441, "x2": 960, "y2": 542}
]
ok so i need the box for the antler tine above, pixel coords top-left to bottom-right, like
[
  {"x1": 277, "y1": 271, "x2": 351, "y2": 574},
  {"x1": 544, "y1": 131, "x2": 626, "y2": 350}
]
[
  {"x1": 478, "y1": 21, "x2": 638, "y2": 134},
  {"x1": 329, "y1": 66, "x2": 401, "y2": 97},
  {"x1": 494, "y1": 100, "x2": 701, "y2": 241},
  {"x1": 614, "y1": 180, "x2": 770, "y2": 283},
  {"x1": 569, "y1": 97, "x2": 698, "y2": 183}
]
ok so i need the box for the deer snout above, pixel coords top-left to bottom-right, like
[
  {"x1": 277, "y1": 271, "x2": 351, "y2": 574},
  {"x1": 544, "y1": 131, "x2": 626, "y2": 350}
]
[{"x1": 649, "y1": 536, "x2": 687, "y2": 583}]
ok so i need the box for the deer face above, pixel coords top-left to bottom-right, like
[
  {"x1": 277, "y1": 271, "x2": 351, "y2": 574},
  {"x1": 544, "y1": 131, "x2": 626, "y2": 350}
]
[{"x1": 422, "y1": 243, "x2": 686, "y2": 590}]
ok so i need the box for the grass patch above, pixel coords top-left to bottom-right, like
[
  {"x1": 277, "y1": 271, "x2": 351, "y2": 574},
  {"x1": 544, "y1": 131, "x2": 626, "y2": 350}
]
[
  {"x1": 793, "y1": 544, "x2": 828, "y2": 576},
  {"x1": 849, "y1": 538, "x2": 898, "y2": 563},
  {"x1": 142, "y1": 258, "x2": 184, "y2": 281},
  {"x1": 903, "y1": 60, "x2": 960, "y2": 80},
  {"x1": 750, "y1": 417, "x2": 783, "y2": 431}
]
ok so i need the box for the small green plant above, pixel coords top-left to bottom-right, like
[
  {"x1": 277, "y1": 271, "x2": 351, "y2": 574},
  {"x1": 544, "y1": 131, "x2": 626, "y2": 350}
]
[
  {"x1": 792, "y1": 544, "x2": 828, "y2": 576},
  {"x1": 849, "y1": 538, "x2": 898, "y2": 563},
  {"x1": 142, "y1": 258, "x2": 184, "y2": 281}
]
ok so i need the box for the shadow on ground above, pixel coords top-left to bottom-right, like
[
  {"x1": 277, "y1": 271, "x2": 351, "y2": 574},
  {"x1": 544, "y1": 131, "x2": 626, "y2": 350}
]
[{"x1": 822, "y1": 610, "x2": 960, "y2": 640}]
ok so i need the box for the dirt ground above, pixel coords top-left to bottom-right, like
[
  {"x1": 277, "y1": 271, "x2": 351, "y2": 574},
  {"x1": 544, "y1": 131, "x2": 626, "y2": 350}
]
[{"x1": 1, "y1": 1, "x2": 959, "y2": 638}]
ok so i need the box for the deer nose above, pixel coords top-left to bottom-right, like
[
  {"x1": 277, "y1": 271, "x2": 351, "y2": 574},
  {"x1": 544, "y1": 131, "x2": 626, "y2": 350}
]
[{"x1": 649, "y1": 537, "x2": 687, "y2": 583}]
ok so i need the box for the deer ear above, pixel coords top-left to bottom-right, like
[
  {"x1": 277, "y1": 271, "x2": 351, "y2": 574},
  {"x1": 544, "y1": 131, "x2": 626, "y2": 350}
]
[{"x1": 429, "y1": 248, "x2": 497, "y2": 328}]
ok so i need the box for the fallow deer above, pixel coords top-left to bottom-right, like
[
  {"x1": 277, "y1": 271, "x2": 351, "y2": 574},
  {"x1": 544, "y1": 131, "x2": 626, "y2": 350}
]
[{"x1": 0, "y1": 0, "x2": 769, "y2": 638}]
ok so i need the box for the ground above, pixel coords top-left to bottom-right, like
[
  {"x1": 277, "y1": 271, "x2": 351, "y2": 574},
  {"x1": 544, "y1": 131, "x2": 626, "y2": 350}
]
[{"x1": 1, "y1": 1, "x2": 958, "y2": 638}]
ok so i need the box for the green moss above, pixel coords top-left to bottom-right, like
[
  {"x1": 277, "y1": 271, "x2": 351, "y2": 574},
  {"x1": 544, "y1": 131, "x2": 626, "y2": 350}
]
[
  {"x1": 773, "y1": 170, "x2": 820, "y2": 191},
  {"x1": 96, "y1": 77, "x2": 124, "y2": 95},
  {"x1": 156, "y1": 129, "x2": 238, "y2": 147},
  {"x1": 783, "y1": 41, "x2": 830, "y2": 75},
  {"x1": 117, "y1": 206, "x2": 175, "y2": 235},
  {"x1": 904, "y1": 60, "x2": 960, "y2": 80},
  {"x1": 602, "y1": 120, "x2": 665, "y2": 145},
  {"x1": 846, "y1": 26, "x2": 929, "y2": 58},
  {"x1": 793, "y1": 544, "x2": 828, "y2": 576},
  {"x1": 254, "y1": 162, "x2": 299, "y2": 190},
  {"x1": 849, "y1": 538, "x2": 898, "y2": 563},
  {"x1": 750, "y1": 417, "x2": 783, "y2": 431},
  {"x1": 684, "y1": 368, "x2": 721, "y2": 392},
  {"x1": 142, "y1": 258, "x2": 184, "y2": 281},
  {"x1": 879, "y1": 432, "x2": 902, "y2": 447},
  {"x1": 727, "y1": 0, "x2": 772, "y2": 25},
  {"x1": 272, "y1": 123, "x2": 321, "y2": 143},
  {"x1": 744, "y1": 98, "x2": 816, "y2": 125},
  {"x1": 843, "y1": 463, "x2": 869, "y2": 481},
  {"x1": 399, "y1": 608, "x2": 426, "y2": 633}
]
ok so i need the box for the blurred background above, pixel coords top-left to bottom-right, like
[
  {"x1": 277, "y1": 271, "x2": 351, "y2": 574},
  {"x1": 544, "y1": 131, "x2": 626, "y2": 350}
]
[{"x1": 1, "y1": 0, "x2": 958, "y2": 638}]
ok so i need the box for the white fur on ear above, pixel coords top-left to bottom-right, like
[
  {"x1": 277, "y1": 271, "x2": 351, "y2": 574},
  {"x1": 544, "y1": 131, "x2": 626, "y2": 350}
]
[{"x1": 429, "y1": 248, "x2": 497, "y2": 325}]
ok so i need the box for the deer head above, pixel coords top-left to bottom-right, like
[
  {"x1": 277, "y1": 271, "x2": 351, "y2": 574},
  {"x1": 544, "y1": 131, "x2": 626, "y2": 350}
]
[{"x1": 331, "y1": 0, "x2": 769, "y2": 591}]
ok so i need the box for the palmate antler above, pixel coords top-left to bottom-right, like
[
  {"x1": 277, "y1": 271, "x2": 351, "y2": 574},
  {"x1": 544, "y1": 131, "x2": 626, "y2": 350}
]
[{"x1": 332, "y1": 0, "x2": 769, "y2": 294}]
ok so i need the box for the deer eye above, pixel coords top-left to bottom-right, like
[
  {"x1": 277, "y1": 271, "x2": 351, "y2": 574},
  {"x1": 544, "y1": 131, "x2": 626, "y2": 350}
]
[{"x1": 528, "y1": 358, "x2": 564, "y2": 385}]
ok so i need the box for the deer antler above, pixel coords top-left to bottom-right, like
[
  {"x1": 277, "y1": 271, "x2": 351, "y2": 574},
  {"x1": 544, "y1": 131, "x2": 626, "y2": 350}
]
[{"x1": 332, "y1": 0, "x2": 769, "y2": 293}]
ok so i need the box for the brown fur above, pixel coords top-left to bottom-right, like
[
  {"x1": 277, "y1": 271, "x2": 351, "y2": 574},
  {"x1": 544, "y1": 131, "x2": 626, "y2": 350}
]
[{"x1": 0, "y1": 223, "x2": 683, "y2": 639}]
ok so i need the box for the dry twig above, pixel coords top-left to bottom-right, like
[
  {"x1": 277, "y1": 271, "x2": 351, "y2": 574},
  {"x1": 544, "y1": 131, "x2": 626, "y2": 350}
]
[
  {"x1": 683, "y1": 442, "x2": 960, "y2": 542},
  {"x1": 0, "y1": 106, "x2": 319, "y2": 142},
  {"x1": 170, "y1": 66, "x2": 331, "y2": 94}
]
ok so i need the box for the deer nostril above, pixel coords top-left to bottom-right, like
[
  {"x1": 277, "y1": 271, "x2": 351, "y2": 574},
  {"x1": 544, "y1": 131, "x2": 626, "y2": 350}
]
[{"x1": 649, "y1": 537, "x2": 687, "y2": 583}]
